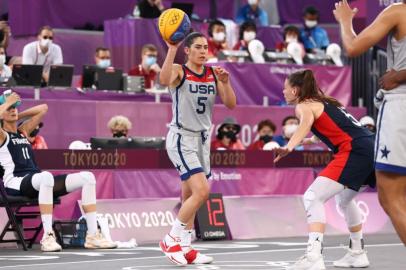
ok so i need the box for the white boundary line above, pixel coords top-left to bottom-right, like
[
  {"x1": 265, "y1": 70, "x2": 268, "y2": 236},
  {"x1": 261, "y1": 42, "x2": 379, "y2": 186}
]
[{"x1": 0, "y1": 243, "x2": 402, "y2": 269}]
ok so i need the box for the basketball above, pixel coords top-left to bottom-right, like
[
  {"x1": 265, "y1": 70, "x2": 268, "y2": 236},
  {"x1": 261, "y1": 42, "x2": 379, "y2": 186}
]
[{"x1": 158, "y1": 8, "x2": 191, "y2": 44}]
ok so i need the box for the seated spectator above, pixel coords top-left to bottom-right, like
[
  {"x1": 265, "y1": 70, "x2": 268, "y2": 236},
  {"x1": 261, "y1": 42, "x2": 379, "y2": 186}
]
[
  {"x1": 211, "y1": 117, "x2": 245, "y2": 150},
  {"x1": 233, "y1": 21, "x2": 257, "y2": 51},
  {"x1": 94, "y1": 47, "x2": 112, "y2": 69},
  {"x1": 138, "y1": 0, "x2": 164, "y2": 19},
  {"x1": 360, "y1": 116, "x2": 376, "y2": 133},
  {"x1": 207, "y1": 20, "x2": 229, "y2": 59},
  {"x1": 27, "y1": 122, "x2": 48, "y2": 149},
  {"x1": 276, "y1": 25, "x2": 305, "y2": 56},
  {"x1": 0, "y1": 21, "x2": 11, "y2": 64},
  {"x1": 129, "y1": 44, "x2": 160, "y2": 89},
  {"x1": 299, "y1": 6, "x2": 330, "y2": 52},
  {"x1": 273, "y1": 115, "x2": 304, "y2": 150},
  {"x1": 22, "y1": 26, "x2": 63, "y2": 83},
  {"x1": 236, "y1": 0, "x2": 269, "y2": 26},
  {"x1": 247, "y1": 119, "x2": 277, "y2": 150},
  {"x1": 0, "y1": 93, "x2": 116, "y2": 252},
  {"x1": 0, "y1": 45, "x2": 11, "y2": 81},
  {"x1": 108, "y1": 115, "x2": 132, "y2": 138}
]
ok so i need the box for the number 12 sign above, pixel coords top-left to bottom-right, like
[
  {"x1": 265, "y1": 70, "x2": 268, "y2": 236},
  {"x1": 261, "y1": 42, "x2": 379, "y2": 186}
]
[{"x1": 195, "y1": 193, "x2": 230, "y2": 240}]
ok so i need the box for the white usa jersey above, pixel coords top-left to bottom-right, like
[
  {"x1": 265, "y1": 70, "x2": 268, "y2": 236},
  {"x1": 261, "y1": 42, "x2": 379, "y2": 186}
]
[{"x1": 169, "y1": 65, "x2": 217, "y2": 132}]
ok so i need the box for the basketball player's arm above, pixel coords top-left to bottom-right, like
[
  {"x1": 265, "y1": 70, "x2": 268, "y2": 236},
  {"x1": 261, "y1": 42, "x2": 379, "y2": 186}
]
[
  {"x1": 18, "y1": 104, "x2": 48, "y2": 135},
  {"x1": 380, "y1": 69, "x2": 406, "y2": 90},
  {"x1": 214, "y1": 67, "x2": 236, "y2": 109},
  {"x1": 274, "y1": 104, "x2": 314, "y2": 162},
  {"x1": 159, "y1": 42, "x2": 182, "y2": 87},
  {"x1": 0, "y1": 93, "x2": 21, "y2": 144},
  {"x1": 334, "y1": 0, "x2": 397, "y2": 57}
]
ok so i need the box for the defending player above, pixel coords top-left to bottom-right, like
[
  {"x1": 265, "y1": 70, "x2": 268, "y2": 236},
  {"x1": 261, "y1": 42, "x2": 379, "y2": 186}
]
[
  {"x1": 274, "y1": 70, "x2": 375, "y2": 269},
  {"x1": 158, "y1": 32, "x2": 236, "y2": 265},
  {"x1": 0, "y1": 92, "x2": 116, "y2": 251},
  {"x1": 334, "y1": 0, "x2": 406, "y2": 245}
]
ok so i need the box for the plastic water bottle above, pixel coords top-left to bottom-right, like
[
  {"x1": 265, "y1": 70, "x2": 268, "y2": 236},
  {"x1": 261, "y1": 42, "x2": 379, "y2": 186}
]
[
  {"x1": 133, "y1": 5, "x2": 140, "y2": 18},
  {"x1": 0, "y1": 89, "x2": 21, "y2": 107}
]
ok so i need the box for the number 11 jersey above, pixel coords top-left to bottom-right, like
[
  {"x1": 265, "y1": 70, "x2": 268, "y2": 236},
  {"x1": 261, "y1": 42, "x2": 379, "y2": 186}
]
[{"x1": 169, "y1": 65, "x2": 217, "y2": 133}]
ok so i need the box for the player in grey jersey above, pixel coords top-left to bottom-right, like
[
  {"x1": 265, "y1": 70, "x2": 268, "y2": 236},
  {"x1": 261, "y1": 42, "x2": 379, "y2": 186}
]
[
  {"x1": 158, "y1": 32, "x2": 236, "y2": 265},
  {"x1": 335, "y1": 0, "x2": 406, "y2": 249}
]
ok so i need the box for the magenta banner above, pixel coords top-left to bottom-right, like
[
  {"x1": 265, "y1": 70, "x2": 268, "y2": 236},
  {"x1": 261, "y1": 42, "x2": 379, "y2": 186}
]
[{"x1": 19, "y1": 100, "x2": 364, "y2": 149}]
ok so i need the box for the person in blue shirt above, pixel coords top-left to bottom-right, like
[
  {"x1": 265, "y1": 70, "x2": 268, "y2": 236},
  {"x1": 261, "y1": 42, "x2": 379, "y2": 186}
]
[
  {"x1": 236, "y1": 0, "x2": 269, "y2": 26},
  {"x1": 299, "y1": 6, "x2": 330, "y2": 52},
  {"x1": 273, "y1": 115, "x2": 305, "y2": 150}
]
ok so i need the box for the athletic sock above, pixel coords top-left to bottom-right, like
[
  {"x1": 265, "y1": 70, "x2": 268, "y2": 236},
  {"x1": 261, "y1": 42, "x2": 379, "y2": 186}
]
[
  {"x1": 168, "y1": 218, "x2": 187, "y2": 239},
  {"x1": 181, "y1": 229, "x2": 193, "y2": 251},
  {"x1": 350, "y1": 230, "x2": 363, "y2": 250},
  {"x1": 85, "y1": 212, "x2": 98, "y2": 235},
  {"x1": 41, "y1": 214, "x2": 53, "y2": 234}
]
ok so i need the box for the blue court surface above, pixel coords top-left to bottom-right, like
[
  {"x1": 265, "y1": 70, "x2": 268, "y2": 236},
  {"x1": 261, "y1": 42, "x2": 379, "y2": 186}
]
[{"x1": 0, "y1": 233, "x2": 403, "y2": 270}]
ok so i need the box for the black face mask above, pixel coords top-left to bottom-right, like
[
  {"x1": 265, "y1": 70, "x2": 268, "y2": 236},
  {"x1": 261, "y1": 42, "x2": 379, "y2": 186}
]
[
  {"x1": 30, "y1": 128, "x2": 40, "y2": 137},
  {"x1": 113, "y1": 131, "x2": 126, "y2": 138},
  {"x1": 223, "y1": 130, "x2": 237, "y2": 141},
  {"x1": 259, "y1": 135, "x2": 272, "y2": 144}
]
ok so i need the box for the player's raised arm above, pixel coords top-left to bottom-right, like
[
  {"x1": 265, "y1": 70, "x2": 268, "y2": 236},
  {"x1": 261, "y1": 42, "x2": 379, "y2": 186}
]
[
  {"x1": 18, "y1": 104, "x2": 48, "y2": 136},
  {"x1": 159, "y1": 42, "x2": 183, "y2": 87},
  {"x1": 0, "y1": 92, "x2": 21, "y2": 143}
]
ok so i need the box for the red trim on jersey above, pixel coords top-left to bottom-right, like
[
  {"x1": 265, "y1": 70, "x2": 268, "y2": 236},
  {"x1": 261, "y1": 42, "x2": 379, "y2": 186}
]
[
  {"x1": 184, "y1": 67, "x2": 215, "y2": 83},
  {"x1": 313, "y1": 112, "x2": 353, "y2": 181}
]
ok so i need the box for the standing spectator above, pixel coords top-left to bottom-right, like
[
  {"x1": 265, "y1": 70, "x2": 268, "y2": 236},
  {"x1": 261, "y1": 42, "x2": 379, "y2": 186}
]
[
  {"x1": 276, "y1": 25, "x2": 305, "y2": 55},
  {"x1": 0, "y1": 21, "x2": 10, "y2": 64},
  {"x1": 94, "y1": 47, "x2": 112, "y2": 69},
  {"x1": 22, "y1": 26, "x2": 63, "y2": 83},
  {"x1": 129, "y1": 44, "x2": 161, "y2": 89},
  {"x1": 211, "y1": 117, "x2": 245, "y2": 150},
  {"x1": 107, "y1": 115, "x2": 132, "y2": 138},
  {"x1": 299, "y1": 6, "x2": 330, "y2": 52},
  {"x1": 207, "y1": 20, "x2": 229, "y2": 59},
  {"x1": 233, "y1": 21, "x2": 257, "y2": 51},
  {"x1": 236, "y1": 0, "x2": 269, "y2": 26},
  {"x1": 247, "y1": 119, "x2": 277, "y2": 150},
  {"x1": 273, "y1": 115, "x2": 304, "y2": 150},
  {"x1": 137, "y1": 0, "x2": 164, "y2": 19},
  {"x1": 0, "y1": 46, "x2": 11, "y2": 81}
]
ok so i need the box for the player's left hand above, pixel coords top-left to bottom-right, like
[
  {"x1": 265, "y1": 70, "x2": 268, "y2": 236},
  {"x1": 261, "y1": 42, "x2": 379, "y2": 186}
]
[
  {"x1": 333, "y1": 0, "x2": 358, "y2": 23},
  {"x1": 273, "y1": 146, "x2": 292, "y2": 163},
  {"x1": 379, "y1": 69, "x2": 399, "y2": 90},
  {"x1": 214, "y1": 67, "x2": 229, "y2": 83}
]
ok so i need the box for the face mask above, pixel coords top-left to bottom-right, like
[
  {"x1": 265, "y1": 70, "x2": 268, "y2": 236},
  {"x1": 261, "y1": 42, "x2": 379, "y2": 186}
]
[
  {"x1": 145, "y1": 56, "x2": 157, "y2": 67},
  {"x1": 40, "y1": 38, "x2": 52, "y2": 48},
  {"x1": 305, "y1": 20, "x2": 318, "y2": 28},
  {"x1": 213, "y1": 32, "x2": 225, "y2": 42},
  {"x1": 283, "y1": 124, "x2": 298, "y2": 138},
  {"x1": 113, "y1": 131, "x2": 126, "y2": 138},
  {"x1": 243, "y1": 31, "x2": 256, "y2": 42},
  {"x1": 97, "y1": 59, "x2": 111, "y2": 68},
  {"x1": 259, "y1": 135, "x2": 272, "y2": 144},
  {"x1": 0, "y1": 55, "x2": 5, "y2": 67},
  {"x1": 30, "y1": 128, "x2": 40, "y2": 137},
  {"x1": 285, "y1": 36, "x2": 298, "y2": 44},
  {"x1": 248, "y1": 0, "x2": 258, "y2": 5}
]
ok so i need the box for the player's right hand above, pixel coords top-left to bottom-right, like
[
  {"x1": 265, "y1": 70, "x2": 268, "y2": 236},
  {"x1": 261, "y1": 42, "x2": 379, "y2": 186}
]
[
  {"x1": 5, "y1": 92, "x2": 20, "y2": 106},
  {"x1": 165, "y1": 40, "x2": 183, "y2": 50},
  {"x1": 273, "y1": 147, "x2": 291, "y2": 163}
]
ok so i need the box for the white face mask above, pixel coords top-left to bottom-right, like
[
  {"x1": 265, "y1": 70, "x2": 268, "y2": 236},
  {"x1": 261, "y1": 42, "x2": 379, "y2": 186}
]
[
  {"x1": 243, "y1": 31, "x2": 256, "y2": 42},
  {"x1": 40, "y1": 38, "x2": 52, "y2": 48},
  {"x1": 0, "y1": 55, "x2": 5, "y2": 67},
  {"x1": 305, "y1": 20, "x2": 317, "y2": 28},
  {"x1": 213, "y1": 32, "x2": 225, "y2": 42},
  {"x1": 285, "y1": 36, "x2": 298, "y2": 44},
  {"x1": 248, "y1": 0, "x2": 258, "y2": 5},
  {"x1": 283, "y1": 124, "x2": 298, "y2": 138},
  {"x1": 97, "y1": 59, "x2": 111, "y2": 68}
]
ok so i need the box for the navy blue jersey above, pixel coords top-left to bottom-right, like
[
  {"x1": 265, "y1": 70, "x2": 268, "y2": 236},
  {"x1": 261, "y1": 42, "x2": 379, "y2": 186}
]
[
  {"x1": 0, "y1": 131, "x2": 41, "y2": 186},
  {"x1": 311, "y1": 103, "x2": 373, "y2": 153}
]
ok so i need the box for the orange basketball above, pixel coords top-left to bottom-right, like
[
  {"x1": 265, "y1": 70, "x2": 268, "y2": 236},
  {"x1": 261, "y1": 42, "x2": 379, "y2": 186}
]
[{"x1": 158, "y1": 8, "x2": 191, "y2": 44}]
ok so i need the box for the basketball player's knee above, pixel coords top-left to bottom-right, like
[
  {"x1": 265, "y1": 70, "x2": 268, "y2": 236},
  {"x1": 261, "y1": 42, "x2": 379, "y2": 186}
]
[
  {"x1": 195, "y1": 185, "x2": 209, "y2": 202},
  {"x1": 40, "y1": 171, "x2": 54, "y2": 187},
  {"x1": 79, "y1": 171, "x2": 96, "y2": 186},
  {"x1": 335, "y1": 194, "x2": 349, "y2": 212},
  {"x1": 303, "y1": 189, "x2": 317, "y2": 212}
]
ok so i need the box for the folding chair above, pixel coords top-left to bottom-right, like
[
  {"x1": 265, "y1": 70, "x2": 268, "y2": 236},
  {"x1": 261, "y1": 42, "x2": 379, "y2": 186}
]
[{"x1": 0, "y1": 181, "x2": 60, "y2": 250}]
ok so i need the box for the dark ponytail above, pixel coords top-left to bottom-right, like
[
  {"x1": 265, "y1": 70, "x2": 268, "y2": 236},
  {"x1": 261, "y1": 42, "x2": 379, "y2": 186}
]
[{"x1": 287, "y1": 69, "x2": 342, "y2": 107}]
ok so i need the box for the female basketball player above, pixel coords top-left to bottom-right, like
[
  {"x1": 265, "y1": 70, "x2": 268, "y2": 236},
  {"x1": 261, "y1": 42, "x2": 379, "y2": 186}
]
[
  {"x1": 274, "y1": 70, "x2": 375, "y2": 269},
  {"x1": 334, "y1": 0, "x2": 406, "y2": 246},
  {"x1": 159, "y1": 32, "x2": 236, "y2": 265},
  {"x1": 0, "y1": 93, "x2": 116, "y2": 251}
]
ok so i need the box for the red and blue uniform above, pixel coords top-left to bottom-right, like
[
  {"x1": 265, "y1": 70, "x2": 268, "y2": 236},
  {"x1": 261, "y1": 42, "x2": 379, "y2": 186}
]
[{"x1": 311, "y1": 102, "x2": 375, "y2": 191}]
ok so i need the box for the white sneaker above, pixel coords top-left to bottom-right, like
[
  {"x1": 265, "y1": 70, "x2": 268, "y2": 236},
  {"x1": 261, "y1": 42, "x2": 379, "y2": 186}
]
[
  {"x1": 184, "y1": 248, "x2": 214, "y2": 264},
  {"x1": 84, "y1": 231, "x2": 117, "y2": 249},
  {"x1": 333, "y1": 248, "x2": 370, "y2": 268},
  {"x1": 40, "y1": 231, "x2": 62, "y2": 252},
  {"x1": 159, "y1": 234, "x2": 188, "y2": 266},
  {"x1": 288, "y1": 240, "x2": 325, "y2": 270}
]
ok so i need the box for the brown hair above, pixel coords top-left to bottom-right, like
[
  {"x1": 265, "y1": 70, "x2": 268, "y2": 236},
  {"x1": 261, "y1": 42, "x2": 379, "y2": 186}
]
[
  {"x1": 38, "y1": 25, "x2": 53, "y2": 36},
  {"x1": 141, "y1": 44, "x2": 158, "y2": 55},
  {"x1": 258, "y1": 119, "x2": 276, "y2": 133},
  {"x1": 287, "y1": 69, "x2": 342, "y2": 107}
]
